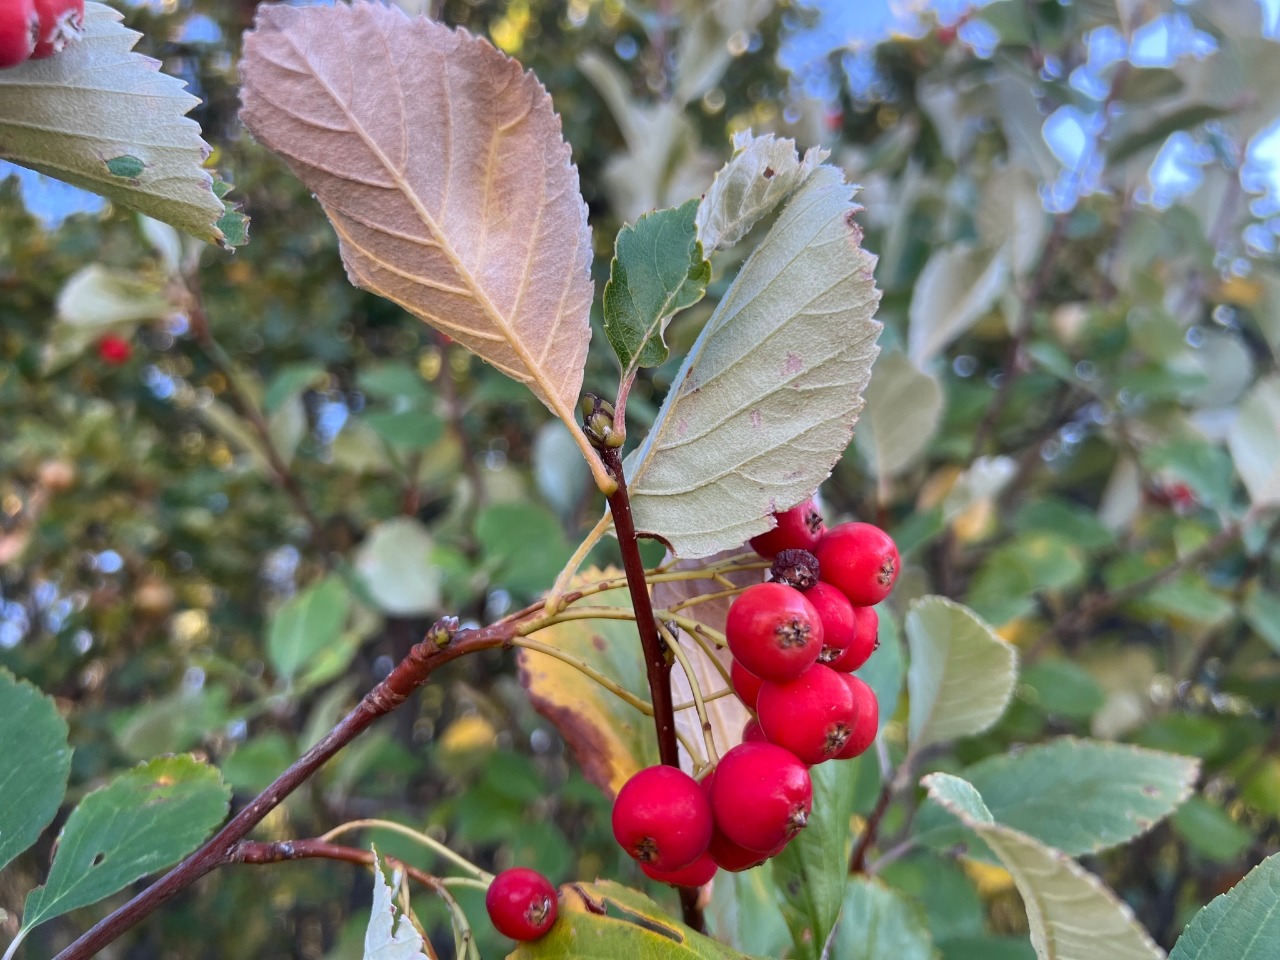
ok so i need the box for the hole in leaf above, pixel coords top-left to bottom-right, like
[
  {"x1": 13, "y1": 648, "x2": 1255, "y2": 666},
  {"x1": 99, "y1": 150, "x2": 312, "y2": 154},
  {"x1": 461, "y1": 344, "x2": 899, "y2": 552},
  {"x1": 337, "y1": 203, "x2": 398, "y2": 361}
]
[{"x1": 91, "y1": 852, "x2": 105, "y2": 866}]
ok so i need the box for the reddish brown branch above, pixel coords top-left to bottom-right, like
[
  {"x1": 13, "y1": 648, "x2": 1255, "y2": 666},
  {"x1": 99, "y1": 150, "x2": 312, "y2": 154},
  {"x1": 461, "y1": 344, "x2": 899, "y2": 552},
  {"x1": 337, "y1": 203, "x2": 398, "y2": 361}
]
[
  {"x1": 849, "y1": 780, "x2": 893, "y2": 874},
  {"x1": 52, "y1": 623, "x2": 511, "y2": 960},
  {"x1": 231, "y1": 838, "x2": 441, "y2": 892}
]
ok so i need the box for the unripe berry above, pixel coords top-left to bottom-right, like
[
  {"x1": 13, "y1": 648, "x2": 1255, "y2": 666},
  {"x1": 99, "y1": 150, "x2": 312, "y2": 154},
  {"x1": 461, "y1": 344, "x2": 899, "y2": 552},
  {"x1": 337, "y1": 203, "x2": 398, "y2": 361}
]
[
  {"x1": 0, "y1": 0, "x2": 38, "y2": 69},
  {"x1": 814, "y1": 523, "x2": 900, "y2": 606},
  {"x1": 612, "y1": 766, "x2": 713, "y2": 871},
  {"x1": 827, "y1": 604, "x2": 878, "y2": 672},
  {"x1": 804, "y1": 582, "x2": 856, "y2": 665},
  {"x1": 757, "y1": 663, "x2": 858, "y2": 765},
  {"x1": 642, "y1": 852, "x2": 717, "y2": 887},
  {"x1": 731, "y1": 659, "x2": 764, "y2": 711},
  {"x1": 835, "y1": 674, "x2": 879, "y2": 760},
  {"x1": 726, "y1": 583, "x2": 823, "y2": 682},
  {"x1": 710, "y1": 743, "x2": 812, "y2": 852},
  {"x1": 486, "y1": 867, "x2": 557, "y2": 941},
  {"x1": 750, "y1": 499, "x2": 826, "y2": 558},
  {"x1": 31, "y1": 0, "x2": 83, "y2": 59}
]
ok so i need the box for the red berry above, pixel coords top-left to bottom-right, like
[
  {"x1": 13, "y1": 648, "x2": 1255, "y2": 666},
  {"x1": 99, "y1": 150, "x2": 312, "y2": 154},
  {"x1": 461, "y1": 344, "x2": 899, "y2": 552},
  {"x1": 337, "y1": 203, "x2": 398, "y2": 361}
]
[
  {"x1": 486, "y1": 867, "x2": 558, "y2": 941},
  {"x1": 642, "y1": 851, "x2": 717, "y2": 887},
  {"x1": 710, "y1": 743, "x2": 812, "y2": 852},
  {"x1": 835, "y1": 674, "x2": 879, "y2": 759},
  {"x1": 757, "y1": 663, "x2": 858, "y2": 765},
  {"x1": 726, "y1": 583, "x2": 823, "y2": 682},
  {"x1": 612, "y1": 766, "x2": 713, "y2": 871},
  {"x1": 31, "y1": 0, "x2": 83, "y2": 59},
  {"x1": 814, "y1": 523, "x2": 900, "y2": 606},
  {"x1": 707, "y1": 827, "x2": 780, "y2": 872},
  {"x1": 0, "y1": 0, "x2": 38, "y2": 69},
  {"x1": 827, "y1": 605, "x2": 878, "y2": 672},
  {"x1": 804, "y1": 582, "x2": 856, "y2": 665},
  {"x1": 742, "y1": 717, "x2": 767, "y2": 743},
  {"x1": 750, "y1": 499, "x2": 826, "y2": 558},
  {"x1": 96, "y1": 334, "x2": 132, "y2": 365},
  {"x1": 731, "y1": 659, "x2": 765, "y2": 711}
]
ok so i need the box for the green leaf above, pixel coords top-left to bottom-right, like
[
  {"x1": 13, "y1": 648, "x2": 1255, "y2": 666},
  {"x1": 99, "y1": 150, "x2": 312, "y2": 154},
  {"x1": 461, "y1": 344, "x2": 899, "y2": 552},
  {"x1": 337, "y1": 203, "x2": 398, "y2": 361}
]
[
  {"x1": 1106, "y1": 104, "x2": 1234, "y2": 166},
  {"x1": 603, "y1": 199, "x2": 710, "y2": 375},
  {"x1": 475, "y1": 503, "x2": 573, "y2": 597},
  {"x1": 913, "y1": 738, "x2": 1198, "y2": 857},
  {"x1": 1242, "y1": 585, "x2": 1280, "y2": 655},
  {"x1": 0, "y1": 671, "x2": 72, "y2": 873},
  {"x1": 43, "y1": 265, "x2": 174, "y2": 372},
  {"x1": 1142, "y1": 440, "x2": 1236, "y2": 511},
  {"x1": 1021, "y1": 660, "x2": 1105, "y2": 720},
  {"x1": 772, "y1": 760, "x2": 858, "y2": 959},
  {"x1": 364, "y1": 847, "x2": 431, "y2": 960},
  {"x1": 921, "y1": 773, "x2": 1164, "y2": 960},
  {"x1": 905, "y1": 597, "x2": 1018, "y2": 751},
  {"x1": 706, "y1": 865, "x2": 792, "y2": 958},
  {"x1": 267, "y1": 575, "x2": 352, "y2": 683},
  {"x1": 907, "y1": 243, "x2": 1009, "y2": 367},
  {"x1": 364, "y1": 410, "x2": 445, "y2": 451},
  {"x1": 358, "y1": 363, "x2": 434, "y2": 403},
  {"x1": 519, "y1": 568, "x2": 661, "y2": 798},
  {"x1": 1171, "y1": 798, "x2": 1253, "y2": 863},
  {"x1": 354, "y1": 518, "x2": 441, "y2": 616},
  {"x1": 625, "y1": 165, "x2": 882, "y2": 558},
  {"x1": 1013, "y1": 500, "x2": 1116, "y2": 551},
  {"x1": 264, "y1": 362, "x2": 327, "y2": 413},
  {"x1": 21, "y1": 756, "x2": 230, "y2": 934},
  {"x1": 860, "y1": 611, "x2": 904, "y2": 730},
  {"x1": 0, "y1": 3, "x2": 236, "y2": 246},
  {"x1": 854, "y1": 351, "x2": 944, "y2": 479},
  {"x1": 511, "y1": 881, "x2": 759, "y2": 959},
  {"x1": 1169, "y1": 853, "x2": 1280, "y2": 960},
  {"x1": 942, "y1": 937, "x2": 1036, "y2": 960},
  {"x1": 695, "y1": 131, "x2": 827, "y2": 252},
  {"x1": 832, "y1": 877, "x2": 935, "y2": 960},
  {"x1": 878, "y1": 852, "x2": 985, "y2": 943},
  {"x1": 1228, "y1": 376, "x2": 1280, "y2": 506}
]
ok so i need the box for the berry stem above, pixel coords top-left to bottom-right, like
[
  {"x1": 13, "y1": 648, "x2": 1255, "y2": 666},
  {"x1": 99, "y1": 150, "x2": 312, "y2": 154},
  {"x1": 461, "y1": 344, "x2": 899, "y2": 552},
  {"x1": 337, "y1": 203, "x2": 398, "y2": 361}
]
[
  {"x1": 599, "y1": 447, "x2": 682, "y2": 770},
  {"x1": 318, "y1": 818, "x2": 492, "y2": 882},
  {"x1": 544, "y1": 509, "x2": 615, "y2": 614}
]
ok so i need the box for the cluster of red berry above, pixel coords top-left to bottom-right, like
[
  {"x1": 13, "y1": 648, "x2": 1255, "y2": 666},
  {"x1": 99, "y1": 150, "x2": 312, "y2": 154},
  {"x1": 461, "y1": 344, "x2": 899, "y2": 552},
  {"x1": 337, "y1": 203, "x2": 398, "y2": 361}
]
[
  {"x1": 609, "y1": 501, "x2": 900, "y2": 886},
  {"x1": 0, "y1": 0, "x2": 84, "y2": 69}
]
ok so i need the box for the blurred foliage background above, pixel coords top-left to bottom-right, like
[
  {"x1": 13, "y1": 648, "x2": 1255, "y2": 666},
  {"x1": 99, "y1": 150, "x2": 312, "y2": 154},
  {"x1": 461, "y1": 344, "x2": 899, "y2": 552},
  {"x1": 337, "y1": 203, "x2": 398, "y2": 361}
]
[{"x1": 3, "y1": 0, "x2": 1280, "y2": 957}]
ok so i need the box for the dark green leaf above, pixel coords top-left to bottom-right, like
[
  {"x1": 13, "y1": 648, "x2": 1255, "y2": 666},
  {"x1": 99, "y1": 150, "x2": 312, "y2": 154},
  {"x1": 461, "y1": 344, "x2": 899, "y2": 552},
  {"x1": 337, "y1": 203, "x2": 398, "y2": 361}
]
[
  {"x1": 1172, "y1": 797, "x2": 1253, "y2": 863},
  {"x1": 941, "y1": 936, "x2": 1036, "y2": 960},
  {"x1": 21, "y1": 756, "x2": 230, "y2": 933},
  {"x1": 1169, "y1": 853, "x2": 1280, "y2": 960},
  {"x1": 879, "y1": 852, "x2": 985, "y2": 943},
  {"x1": 475, "y1": 503, "x2": 573, "y2": 597},
  {"x1": 1021, "y1": 660, "x2": 1106, "y2": 720},
  {"x1": 832, "y1": 877, "x2": 934, "y2": 960},
  {"x1": 358, "y1": 363, "x2": 434, "y2": 403},
  {"x1": 603, "y1": 199, "x2": 710, "y2": 373},
  {"x1": 364, "y1": 409, "x2": 445, "y2": 451},
  {"x1": 263, "y1": 362, "x2": 326, "y2": 412},
  {"x1": 0, "y1": 670, "x2": 72, "y2": 873},
  {"x1": 1242, "y1": 585, "x2": 1280, "y2": 655}
]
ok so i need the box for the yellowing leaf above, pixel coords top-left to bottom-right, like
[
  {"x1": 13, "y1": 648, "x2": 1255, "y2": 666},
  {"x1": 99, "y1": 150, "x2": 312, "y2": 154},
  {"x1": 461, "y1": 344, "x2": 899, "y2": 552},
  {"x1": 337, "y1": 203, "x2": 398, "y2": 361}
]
[
  {"x1": 626, "y1": 166, "x2": 882, "y2": 558},
  {"x1": 0, "y1": 3, "x2": 233, "y2": 245},
  {"x1": 518, "y1": 569, "x2": 659, "y2": 798},
  {"x1": 240, "y1": 4, "x2": 595, "y2": 446}
]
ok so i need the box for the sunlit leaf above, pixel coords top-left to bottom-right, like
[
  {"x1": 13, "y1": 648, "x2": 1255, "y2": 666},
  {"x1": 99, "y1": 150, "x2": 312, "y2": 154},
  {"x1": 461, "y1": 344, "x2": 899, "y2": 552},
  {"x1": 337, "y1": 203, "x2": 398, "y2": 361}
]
[
  {"x1": 0, "y1": 671, "x2": 71, "y2": 873},
  {"x1": 906, "y1": 597, "x2": 1018, "y2": 751},
  {"x1": 914, "y1": 738, "x2": 1199, "y2": 857},
  {"x1": 21, "y1": 756, "x2": 230, "y2": 934},
  {"x1": 0, "y1": 3, "x2": 236, "y2": 245},
  {"x1": 922, "y1": 773, "x2": 1164, "y2": 960},
  {"x1": 626, "y1": 165, "x2": 881, "y2": 558},
  {"x1": 355, "y1": 518, "x2": 441, "y2": 616},
  {"x1": 268, "y1": 575, "x2": 352, "y2": 683},
  {"x1": 1227, "y1": 376, "x2": 1280, "y2": 506},
  {"x1": 241, "y1": 3, "x2": 595, "y2": 436},
  {"x1": 907, "y1": 243, "x2": 1009, "y2": 368},
  {"x1": 518, "y1": 568, "x2": 660, "y2": 798},
  {"x1": 695, "y1": 131, "x2": 828, "y2": 252}
]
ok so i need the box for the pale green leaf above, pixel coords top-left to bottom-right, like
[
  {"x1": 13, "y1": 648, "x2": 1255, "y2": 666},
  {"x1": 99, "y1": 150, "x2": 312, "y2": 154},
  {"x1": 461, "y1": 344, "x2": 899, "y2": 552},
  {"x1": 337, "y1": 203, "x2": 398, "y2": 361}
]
[
  {"x1": 268, "y1": 575, "x2": 352, "y2": 683},
  {"x1": 860, "y1": 611, "x2": 903, "y2": 731},
  {"x1": 906, "y1": 597, "x2": 1018, "y2": 751},
  {"x1": 364, "y1": 848, "x2": 431, "y2": 960},
  {"x1": 854, "y1": 351, "x2": 944, "y2": 478},
  {"x1": 475, "y1": 503, "x2": 573, "y2": 597},
  {"x1": 772, "y1": 760, "x2": 859, "y2": 959},
  {"x1": 907, "y1": 243, "x2": 1009, "y2": 367},
  {"x1": 604, "y1": 199, "x2": 710, "y2": 375},
  {"x1": 626, "y1": 165, "x2": 882, "y2": 558},
  {"x1": 0, "y1": 671, "x2": 72, "y2": 873},
  {"x1": 913, "y1": 738, "x2": 1199, "y2": 856},
  {"x1": 705, "y1": 865, "x2": 792, "y2": 958},
  {"x1": 511, "y1": 881, "x2": 760, "y2": 959},
  {"x1": 1241, "y1": 584, "x2": 1280, "y2": 655},
  {"x1": 1227, "y1": 377, "x2": 1280, "y2": 506},
  {"x1": 21, "y1": 756, "x2": 230, "y2": 933},
  {"x1": 1169, "y1": 853, "x2": 1280, "y2": 960},
  {"x1": 695, "y1": 131, "x2": 828, "y2": 252},
  {"x1": 0, "y1": 3, "x2": 235, "y2": 245},
  {"x1": 355, "y1": 518, "x2": 441, "y2": 616},
  {"x1": 42, "y1": 265, "x2": 173, "y2": 373},
  {"x1": 923, "y1": 774, "x2": 1165, "y2": 960},
  {"x1": 977, "y1": 166, "x2": 1048, "y2": 277},
  {"x1": 832, "y1": 877, "x2": 935, "y2": 960}
]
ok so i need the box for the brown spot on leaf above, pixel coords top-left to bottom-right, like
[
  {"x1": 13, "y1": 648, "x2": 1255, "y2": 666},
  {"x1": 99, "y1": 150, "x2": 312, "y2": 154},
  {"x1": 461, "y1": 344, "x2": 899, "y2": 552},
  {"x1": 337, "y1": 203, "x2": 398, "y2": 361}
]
[
  {"x1": 592, "y1": 634, "x2": 606, "y2": 652},
  {"x1": 763, "y1": 166, "x2": 776, "y2": 179}
]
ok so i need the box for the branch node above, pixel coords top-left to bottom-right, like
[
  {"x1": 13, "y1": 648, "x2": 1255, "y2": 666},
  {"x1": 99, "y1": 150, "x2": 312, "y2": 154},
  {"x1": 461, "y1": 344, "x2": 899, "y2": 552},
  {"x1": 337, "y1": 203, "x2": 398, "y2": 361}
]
[{"x1": 427, "y1": 615, "x2": 460, "y2": 648}]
